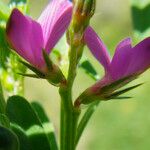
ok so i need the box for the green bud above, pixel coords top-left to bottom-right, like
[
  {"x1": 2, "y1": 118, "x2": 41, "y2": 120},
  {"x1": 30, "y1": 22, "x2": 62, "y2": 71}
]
[{"x1": 72, "y1": 0, "x2": 96, "y2": 32}]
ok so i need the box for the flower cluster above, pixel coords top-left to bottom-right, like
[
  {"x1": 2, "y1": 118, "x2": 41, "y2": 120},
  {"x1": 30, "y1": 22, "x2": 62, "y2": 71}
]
[{"x1": 6, "y1": 0, "x2": 150, "y2": 104}]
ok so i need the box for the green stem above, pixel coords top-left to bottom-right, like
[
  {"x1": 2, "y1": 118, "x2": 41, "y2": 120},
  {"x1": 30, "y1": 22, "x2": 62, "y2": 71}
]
[
  {"x1": 59, "y1": 87, "x2": 79, "y2": 150},
  {"x1": 75, "y1": 101, "x2": 100, "y2": 146},
  {"x1": 0, "y1": 81, "x2": 6, "y2": 114},
  {"x1": 59, "y1": 40, "x2": 82, "y2": 150},
  {"x1": 60, "y1": 101, "x2": 65, "y2": 150}
]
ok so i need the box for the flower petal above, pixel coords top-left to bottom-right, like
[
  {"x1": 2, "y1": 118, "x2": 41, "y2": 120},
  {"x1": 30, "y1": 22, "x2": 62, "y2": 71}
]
[
  {"x1": 84, "y1": 26, "x2": 111, "y2": 72},
  {"x1": 38, "y1": 0, "x2": 72, "y2": 53},
  {"x1": 125, "y1": 37, "x2": 150, "y2": 75},
  {"x1": 110, "y1": 38, "x2": 132, "y2": 80},
  {"x1": 6, "y1": 9, "x2": 44, "y2": 68}
]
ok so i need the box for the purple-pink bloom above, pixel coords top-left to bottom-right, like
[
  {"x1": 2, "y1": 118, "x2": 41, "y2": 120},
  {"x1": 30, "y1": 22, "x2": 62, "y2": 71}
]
[
  {"x1": 84, "y1": 26, "x2": 150, "y2": 89},
  {"x1": 6, "y1": 0, "x2": 72, "y2": 72}
]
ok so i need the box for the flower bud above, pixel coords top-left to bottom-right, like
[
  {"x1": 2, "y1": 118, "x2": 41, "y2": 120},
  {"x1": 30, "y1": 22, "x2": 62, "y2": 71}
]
[
  {"x1": 72, "y1": 0, "x2": 95, "y2": 31},
  {"x1": 67, "y1": 0, "x2": 96, "y2": 61}
]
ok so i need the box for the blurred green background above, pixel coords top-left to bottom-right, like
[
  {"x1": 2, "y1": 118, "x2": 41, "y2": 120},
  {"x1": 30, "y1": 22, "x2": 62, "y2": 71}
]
[{"x1": 3, "y1": 0, "x2": 150, "y2": 149}]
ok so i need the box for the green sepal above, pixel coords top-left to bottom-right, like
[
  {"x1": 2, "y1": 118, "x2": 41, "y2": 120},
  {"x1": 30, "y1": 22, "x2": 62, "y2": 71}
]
[
  {"x1": 105, "y1": 83, "x2": 143, "y2": 100},
  {"x1": 82, "y1": 0, "x2": 96, "y2": 17},
  {"x1": 17, "y1": 73, "x2": 41, "y2": 79},
  {"x1": 42, "y1": 50, "x2": 66, "y2": 86},
  {"x1": 0, "y1": 125, "x2": 19, "y2": 150},
  {"x1": 42, "y1": 50, "x2": 53, "y2": 72},
  {"x1": 100, "y1": 74, "x2": 138, "y2": 93},
  {"x1": 75, "y1": 74, "x2": 139, "y2": 105},
  {"x1": 19, "y1": 60, "x2": 45, "y2": 78}
]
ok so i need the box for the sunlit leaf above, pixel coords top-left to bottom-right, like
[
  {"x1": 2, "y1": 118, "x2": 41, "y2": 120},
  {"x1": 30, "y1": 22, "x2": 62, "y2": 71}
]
[
  {"x1": 31, "y1": 102, "x2": 58, "y2": 150},
  {"x1": 6, "y1": 96, "x2": 51, "y2": 150}
]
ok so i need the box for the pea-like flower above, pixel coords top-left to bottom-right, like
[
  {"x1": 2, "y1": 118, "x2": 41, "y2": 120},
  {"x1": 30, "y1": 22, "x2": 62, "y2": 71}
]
[
  {"x1": 75, "y1": 27, "x2": 150, "y2": 105},
  {"x1": 6, "y1": 0, "x2": 72, "y2": 72}
]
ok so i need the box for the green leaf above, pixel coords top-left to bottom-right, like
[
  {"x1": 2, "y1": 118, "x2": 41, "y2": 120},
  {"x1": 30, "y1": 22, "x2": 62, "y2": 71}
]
[
  {"x1": 0, "y1": 114, "x2": 10, "y2": 128},
  {"x1": 11, "y1": 124, "x2": 32, "y2": 150},
  {"x1": 0, "y1": 125, "x2": 19, "y2": 150},
  {"x1": 6, "y1": 96, "x2": 51, "y2": 150},
  {"x1": 6, "y1": 96, "x2": 42, "y2": 130},
  {"x1": 132, "y1": 4, "x2": 150, "y2": 33},
  {"x1": 79, "y1": 60, "x2": 100, "y2": 81},
  {"x1": 131, "y1": 0, "x2": 150, "y2": 8},
  {"x1": 31, "y1": 102, "x2": 58, "y2": 150}
]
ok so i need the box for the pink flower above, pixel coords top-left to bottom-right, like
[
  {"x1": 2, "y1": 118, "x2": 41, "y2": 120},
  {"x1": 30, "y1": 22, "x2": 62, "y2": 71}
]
[
  {"x1": 6, "y1": 0, "x2": 72, "y2": 72},
  {"x1": 77, "y1": 26, "x2": 150, "y2": 103}
]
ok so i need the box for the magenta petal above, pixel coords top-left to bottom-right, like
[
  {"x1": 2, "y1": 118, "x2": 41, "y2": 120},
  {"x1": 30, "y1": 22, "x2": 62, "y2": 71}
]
[
  {"x1": 6, "y1": 9, "x2": 44, "y2": 68},
  {"x1": 38, "y1": 0, "x2": 72, "y2": 53},
  {"x1": 110, "y1": 38, "x2": 132, "y2": 80},
  {"x1": 84, "y1": 27, "x2": 111, "y2": 72},
  {"x1": 125, "y1": 37, "x2": 150, "y2": 75}
]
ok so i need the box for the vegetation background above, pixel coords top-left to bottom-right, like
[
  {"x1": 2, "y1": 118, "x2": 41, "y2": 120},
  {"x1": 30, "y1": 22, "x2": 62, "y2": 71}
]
[{"x1": 2, "y1": 0, "x2": 150, "y2": 150}]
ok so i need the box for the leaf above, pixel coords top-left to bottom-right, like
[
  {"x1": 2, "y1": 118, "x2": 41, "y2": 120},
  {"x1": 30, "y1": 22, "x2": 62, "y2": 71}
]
[
  {"x1": 0, "y1": 114, "x2": 10, "y2": 128},
  {"x1": 0, "y1": 125, "x2": 19, "y2": 150},
  {"x1": 11, "y1": 124, "x2": 32, "y2": 150},
  {"x1": 31, "y1": 102, "x2": 58, "y2": 150},
  {"x1": 10, "y1": 0, "x2": 27, "y2": 3},
  {"x1": 132, "y1": 4, "x2": 150, "y2": 33},
  {"x1": 6, "y1": 96, "x2": 51, "y2": 150},
  {"x1": 131, "y1": 0, "x2": 150, "y2": 8},
  {"x1": 6, "y1": 96, "x2": 42, "y2": 130},
  {"x1": 79, "y1": 60, "x2": 100, "y2": 81}
]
